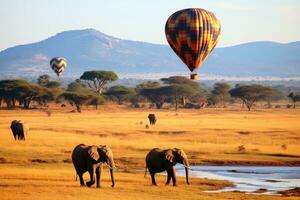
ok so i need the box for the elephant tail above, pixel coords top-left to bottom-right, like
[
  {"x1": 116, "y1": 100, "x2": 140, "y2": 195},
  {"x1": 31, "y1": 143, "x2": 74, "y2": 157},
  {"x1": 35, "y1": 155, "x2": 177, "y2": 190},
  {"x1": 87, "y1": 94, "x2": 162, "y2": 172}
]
[{"x1": 144, "y1": 167, "x2": 147, "y2": 178}]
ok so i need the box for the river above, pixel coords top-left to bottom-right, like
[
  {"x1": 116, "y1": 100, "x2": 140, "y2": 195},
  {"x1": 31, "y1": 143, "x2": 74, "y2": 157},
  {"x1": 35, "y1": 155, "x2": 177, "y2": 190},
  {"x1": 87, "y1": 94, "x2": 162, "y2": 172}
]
[{"x1": 177, "y1": 166, "x2": 300, "y2": 195}]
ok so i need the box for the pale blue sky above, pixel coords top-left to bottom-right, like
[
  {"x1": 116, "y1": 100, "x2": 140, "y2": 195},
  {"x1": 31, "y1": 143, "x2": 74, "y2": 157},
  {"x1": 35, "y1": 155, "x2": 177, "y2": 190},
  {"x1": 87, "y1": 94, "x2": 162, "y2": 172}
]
[{"x1": 0, "y1": 0, "x2": 300, "y2": 51}]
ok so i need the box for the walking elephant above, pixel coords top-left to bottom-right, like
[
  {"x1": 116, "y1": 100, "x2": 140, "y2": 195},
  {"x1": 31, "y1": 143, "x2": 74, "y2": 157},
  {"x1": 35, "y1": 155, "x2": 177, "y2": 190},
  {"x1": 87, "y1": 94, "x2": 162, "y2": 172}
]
[
  {"x1": 145, "y1": 148, "x2": 189, "y2": 186},
  {"x1": 71, "y1": 144, "x2": 115, "y2": 188},
  {"x1": 10, "y1": 120, "x2": 29, "y2": 140},
  {"x1": 148, "y1": 114, "x2": 157, "y2": 125}
]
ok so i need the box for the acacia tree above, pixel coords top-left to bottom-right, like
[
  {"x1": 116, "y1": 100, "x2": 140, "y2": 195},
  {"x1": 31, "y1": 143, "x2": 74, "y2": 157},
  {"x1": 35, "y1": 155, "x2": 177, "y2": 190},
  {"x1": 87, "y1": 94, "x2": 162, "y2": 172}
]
[
  {"x1": 0, "y1": 80, "x2": 32, "y2": 108},
  {"x1": 139, "y1": 87, "x2": 168, "y2": 109},
  {"x1": 209, "y1": 83, "x2": 231, "y2": 107},
  {"x1": 105, "y1": 85, "x2": 135, "y2": 105},
  {"x1": 0, "y1": 79, "x2": 55, "y2": 109},
  {"x1": 164, "y1": 85, "x2": 196, "y2": 110},
  {"x1": 37, "y1": 74, "x2": 50, "y2": 87},
  {"x1": 60, "y1": 91, "x2": 94, "y2": 112},
  {"x1": 161, "y1": 76, "x2": 200, "y2": 90},
  {"x1": 161, "y1": 76, "x2": 202, "y2": 106},
  {"x1": 229, "y1": 84, "x2": 273, "y2": 111},
  {"x1": 80, "y1": 71, "x2": 118, "y2": 94},
  {"x1": 67, "y1": 79, "x2": 86, "y2": 91},
  {"x1": 288, "y1": 92, "x2": 300, "y2": 108},
  {"x1": 135, "y1": 81, "x2": 161, "y2": 91},
  {"x1": 134, "y1": 81, "x2": 161, "y2": 106},
  {"x1": 13, "y1": 84, "x2": 51, "y2": 109},
  {"x1": 0, "y1": 80, "x2": 23, "y2": 108}
]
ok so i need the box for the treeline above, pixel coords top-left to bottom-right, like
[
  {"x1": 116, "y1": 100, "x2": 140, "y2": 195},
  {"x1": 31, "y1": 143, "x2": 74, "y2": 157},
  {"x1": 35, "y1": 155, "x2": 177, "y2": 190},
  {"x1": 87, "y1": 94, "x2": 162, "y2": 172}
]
[{"x1": 0, "y1": 71, "x2": 299, "y2": 112}]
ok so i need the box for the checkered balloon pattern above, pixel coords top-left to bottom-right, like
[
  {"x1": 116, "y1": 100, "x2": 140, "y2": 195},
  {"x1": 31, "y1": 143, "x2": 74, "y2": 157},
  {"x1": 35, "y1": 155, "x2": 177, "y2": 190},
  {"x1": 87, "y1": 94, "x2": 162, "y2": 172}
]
[
  {"x1": 50, "y1": 57, "x2": 67, "y2": 77},
  {"x1": 165, "y1": 8, "x2": 221, "y2": 72}
]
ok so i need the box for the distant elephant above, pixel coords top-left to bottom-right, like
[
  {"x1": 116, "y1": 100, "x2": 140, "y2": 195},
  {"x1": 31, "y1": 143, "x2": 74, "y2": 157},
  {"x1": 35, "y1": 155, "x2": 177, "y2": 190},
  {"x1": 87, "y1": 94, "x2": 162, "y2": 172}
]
[
  {"x1": 145, "y1": 148, "x2": 189, "y2": 186},
  {"x1": 148, "y1": 114, "x2": 157, "y2": 125},
  {"x1": 71, "y1": 144, "x2": 115, "y2": 188},
  {"x1": 10, "y1": 120, "x2": 29, "y2": 140}
]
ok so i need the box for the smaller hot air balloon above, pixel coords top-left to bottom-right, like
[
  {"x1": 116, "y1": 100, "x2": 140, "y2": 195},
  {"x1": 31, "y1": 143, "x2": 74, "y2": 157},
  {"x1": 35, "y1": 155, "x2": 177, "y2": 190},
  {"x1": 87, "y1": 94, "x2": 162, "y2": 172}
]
[{"x1": 50, "y1": 57, "x2": 67, "y2": 77}]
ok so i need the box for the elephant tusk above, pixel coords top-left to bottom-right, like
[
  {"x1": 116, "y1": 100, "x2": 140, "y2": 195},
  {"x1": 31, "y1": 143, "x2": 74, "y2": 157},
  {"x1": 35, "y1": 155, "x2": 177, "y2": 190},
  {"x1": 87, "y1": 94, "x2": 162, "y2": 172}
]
[
  {"x1": 183, "y1": 164, "x2": 190, "y2": 169},
  {"x1": 106, "y1": 163, "x2": 113, "y2": 170},
  {"x1": 106, "y1": 163, "x2": 117, "y2": 171}
]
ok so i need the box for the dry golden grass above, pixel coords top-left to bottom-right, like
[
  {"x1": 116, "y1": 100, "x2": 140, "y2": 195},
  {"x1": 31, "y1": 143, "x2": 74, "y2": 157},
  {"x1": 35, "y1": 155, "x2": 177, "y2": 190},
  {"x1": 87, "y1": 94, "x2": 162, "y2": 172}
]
[{"x1": 0, "y1": 105, "x2": 300, "y2": 200}]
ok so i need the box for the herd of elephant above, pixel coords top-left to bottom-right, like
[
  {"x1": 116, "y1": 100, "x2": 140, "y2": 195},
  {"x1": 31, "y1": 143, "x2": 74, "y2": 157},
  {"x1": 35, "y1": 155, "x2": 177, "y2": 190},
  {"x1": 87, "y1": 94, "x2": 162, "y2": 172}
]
[
  {"x1": 72, "y1": 144, "x2": 190, "y2": 188},
  {"x1": 10, "y1": 114, "x2": 190, "y2": 188}
]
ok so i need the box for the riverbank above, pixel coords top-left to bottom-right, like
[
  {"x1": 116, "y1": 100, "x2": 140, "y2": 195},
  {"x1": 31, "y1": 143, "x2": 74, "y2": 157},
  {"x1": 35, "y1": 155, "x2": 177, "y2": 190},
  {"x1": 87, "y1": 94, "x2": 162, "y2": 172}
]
[
  {"x1": 177, "y1": 166, "x2": 300, "y2": 196},
  {"x1": 1, "y1": 163, "x2": 300, "y2": 200}
]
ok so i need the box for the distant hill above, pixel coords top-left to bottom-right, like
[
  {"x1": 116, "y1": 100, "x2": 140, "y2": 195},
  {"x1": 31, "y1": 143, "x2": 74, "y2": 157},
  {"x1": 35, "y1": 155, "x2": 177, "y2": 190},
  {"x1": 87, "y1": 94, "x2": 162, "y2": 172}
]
[{"x1": 0, "y1": 28, "x2": 299, "y2": 78}]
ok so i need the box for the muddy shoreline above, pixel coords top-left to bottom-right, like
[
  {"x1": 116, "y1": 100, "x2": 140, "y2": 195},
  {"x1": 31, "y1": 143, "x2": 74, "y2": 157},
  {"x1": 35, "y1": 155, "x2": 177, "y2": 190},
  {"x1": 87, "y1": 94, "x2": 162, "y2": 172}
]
[{"x1": 195, "y1": 160, "x2": 300, "y2": 166}]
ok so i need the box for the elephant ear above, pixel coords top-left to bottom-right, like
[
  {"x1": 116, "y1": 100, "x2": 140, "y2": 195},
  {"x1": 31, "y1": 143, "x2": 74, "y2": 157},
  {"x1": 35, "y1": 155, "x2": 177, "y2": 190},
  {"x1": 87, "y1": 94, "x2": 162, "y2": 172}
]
[
  {"x1": 101, "y1": 145, "x2": 113, "y2": 158},
  {"x1": 176, "y1": 149, "x2": 187, "y2": 159},
  {"x1": 165, "y1": 149, "x2": 174, "y2": 163},
  {"x1": 88, "y1": 146, "x2": 100, "y2": 161}
]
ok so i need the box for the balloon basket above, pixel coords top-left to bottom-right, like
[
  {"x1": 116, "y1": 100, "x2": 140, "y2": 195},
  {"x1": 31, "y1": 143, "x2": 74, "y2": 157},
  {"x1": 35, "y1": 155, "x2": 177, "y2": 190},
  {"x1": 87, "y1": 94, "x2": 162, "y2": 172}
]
[{"x1": 190, "y1": 74, "x2": 198, "y2": 80}]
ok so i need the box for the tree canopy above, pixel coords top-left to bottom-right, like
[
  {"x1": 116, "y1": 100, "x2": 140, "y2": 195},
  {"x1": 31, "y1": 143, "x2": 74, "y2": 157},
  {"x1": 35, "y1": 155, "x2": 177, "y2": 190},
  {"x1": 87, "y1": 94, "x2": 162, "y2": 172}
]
[
  {"x1": 105, "y1": 85, "x2": 135, "y2": 104},
  {"x1": 139, "y1": 87, "x2": 169, "y2": 109},
  {"x1": 229, "y1": 84, "x2": 273, "y2": 111},
  {"x1": 209, "y1": 83, "x2": 231, "y2": 107},
  {"x1": 60, "y1": 91, "x2": 94, "y2": 112},
  {"x1": 163, "y1": 84, "x2": 196, "y2": 110},
  {"x1": 80, "y1": 71, "x2": 118, "y2": 94},
  {"x1": 67, "y1": 79, "x2": 87, "y2": 92},
  {"x1": 161, "y1": 76, "x2": 200, "y2": 90},
  {"x1": 37, "y1": 74, "x2": 50, "y2": 87},
  {"x1": 45, "y1": 81, "x2": 61, "y2": 89}
]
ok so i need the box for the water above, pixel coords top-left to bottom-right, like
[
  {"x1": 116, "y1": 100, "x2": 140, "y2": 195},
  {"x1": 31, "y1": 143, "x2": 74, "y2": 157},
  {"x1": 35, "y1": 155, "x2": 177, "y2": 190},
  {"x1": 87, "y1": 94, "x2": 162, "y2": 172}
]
[{"x1": 176, "y1": 166, "x2": 300, "y2": 195}]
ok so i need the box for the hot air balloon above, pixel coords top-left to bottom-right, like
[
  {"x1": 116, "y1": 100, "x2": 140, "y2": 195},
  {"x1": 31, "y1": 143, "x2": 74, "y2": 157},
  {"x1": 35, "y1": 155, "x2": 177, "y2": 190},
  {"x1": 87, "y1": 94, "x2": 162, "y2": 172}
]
[
  {"x1": 50, "y1": 57, "x2": 67, "y2": 77},
  {"x1": 165, "y1": 8, "x2": 221, "y2": 80}
]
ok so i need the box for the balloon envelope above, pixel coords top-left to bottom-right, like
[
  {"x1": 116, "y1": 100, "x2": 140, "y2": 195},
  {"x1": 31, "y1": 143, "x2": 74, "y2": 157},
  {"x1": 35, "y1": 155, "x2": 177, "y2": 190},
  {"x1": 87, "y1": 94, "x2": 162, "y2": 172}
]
[
  {"x1": 50, "y1": 57, "x2": 67, "y2": 77},
  {"x1": 165, "y1": 8, "x2": 221, "y2": 79}
]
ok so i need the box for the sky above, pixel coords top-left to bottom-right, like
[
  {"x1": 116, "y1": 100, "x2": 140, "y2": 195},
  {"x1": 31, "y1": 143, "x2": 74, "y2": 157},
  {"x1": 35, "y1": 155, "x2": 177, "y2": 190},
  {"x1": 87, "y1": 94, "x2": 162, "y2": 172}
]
[{"x1": 0, "y1": 0, "x2": 300, "y2": 51}]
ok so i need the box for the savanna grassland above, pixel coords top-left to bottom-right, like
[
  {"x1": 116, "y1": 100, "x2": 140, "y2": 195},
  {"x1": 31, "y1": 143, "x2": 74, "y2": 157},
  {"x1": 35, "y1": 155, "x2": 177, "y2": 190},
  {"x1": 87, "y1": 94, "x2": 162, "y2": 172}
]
[{"x1": 0, "y1": 105, "x2": 300, "y2": 200}]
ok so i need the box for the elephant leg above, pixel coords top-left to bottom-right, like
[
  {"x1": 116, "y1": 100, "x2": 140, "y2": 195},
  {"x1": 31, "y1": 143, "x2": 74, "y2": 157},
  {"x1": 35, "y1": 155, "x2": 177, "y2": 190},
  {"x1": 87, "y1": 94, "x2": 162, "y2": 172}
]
[
  {"x1": 78, "y1": 173, "x2": 85, "y2": 186},
  {"x1": 86, "y1": 168, "x2": 95, "y2": 187},
  {"x1": 171, "y1": 166, "x2": 177, "y2": 186},
  {"x1": 96, "y1": 165, "x2": 102, "y2": 188},
  {"x1": 166, "y1": 170, "x2": 171, "y2": 185},
  {"x1": 150, "y1": 172, "x2": 157, "y2": 186}
]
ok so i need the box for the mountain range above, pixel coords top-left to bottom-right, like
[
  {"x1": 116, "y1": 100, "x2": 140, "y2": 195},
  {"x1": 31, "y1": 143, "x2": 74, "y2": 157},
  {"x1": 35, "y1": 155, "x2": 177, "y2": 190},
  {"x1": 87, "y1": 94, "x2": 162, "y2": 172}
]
[{"x1": 0, "y1": 28, "x2": 299, "y2": 79}]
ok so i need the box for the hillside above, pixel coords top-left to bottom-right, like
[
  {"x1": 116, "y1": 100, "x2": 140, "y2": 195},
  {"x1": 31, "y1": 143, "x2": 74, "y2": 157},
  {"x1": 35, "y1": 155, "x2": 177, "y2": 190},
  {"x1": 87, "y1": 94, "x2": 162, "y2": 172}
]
[{"x1": 0, "y1": 29, "x2": 299, "y2": 78}]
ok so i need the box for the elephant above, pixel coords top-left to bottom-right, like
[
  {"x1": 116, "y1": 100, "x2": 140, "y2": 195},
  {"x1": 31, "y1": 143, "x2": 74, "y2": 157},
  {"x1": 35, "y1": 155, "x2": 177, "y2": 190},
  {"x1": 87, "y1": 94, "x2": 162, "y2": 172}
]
[
  {"x1": 10, "y1": 120, "x2": 29, "y2": 140},
  {"x1": 145, "y1": 148, "x2": 189, "y2": 186},
  {"x1": 71, "y1": 144, "x2": 115, "y2": 188},
  {"x1": 148, "y1": 114, "x2": 157, "y2": 125}
]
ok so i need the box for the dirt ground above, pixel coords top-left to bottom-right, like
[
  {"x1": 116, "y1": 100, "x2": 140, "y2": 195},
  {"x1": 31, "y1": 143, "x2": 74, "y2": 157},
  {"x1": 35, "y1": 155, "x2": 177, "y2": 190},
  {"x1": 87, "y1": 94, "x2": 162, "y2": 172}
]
[{"x1": 0, "y1": 105, "x2": 299, "y2": 200}]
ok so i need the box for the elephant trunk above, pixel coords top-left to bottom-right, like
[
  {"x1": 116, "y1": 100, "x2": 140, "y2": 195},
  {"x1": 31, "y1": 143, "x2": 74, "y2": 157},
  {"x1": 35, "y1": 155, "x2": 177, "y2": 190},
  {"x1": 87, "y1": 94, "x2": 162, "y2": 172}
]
[
  {"x1": 183, "y1": 157, "x2": 190, "y2": 185},
  {"x1": 108, "y1": 157, "x2": 115, "y2": 187}
]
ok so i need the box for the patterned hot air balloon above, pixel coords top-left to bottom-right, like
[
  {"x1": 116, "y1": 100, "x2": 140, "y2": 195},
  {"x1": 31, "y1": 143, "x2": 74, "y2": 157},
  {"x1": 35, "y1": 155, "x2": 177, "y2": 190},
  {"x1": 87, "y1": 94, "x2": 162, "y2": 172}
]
[
  {"x1": 165, "y1": 8, "x2": 221, "y2": 80},
  {"x1": 50, "y1": 57, "x2": 67, "y2": 77}
]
